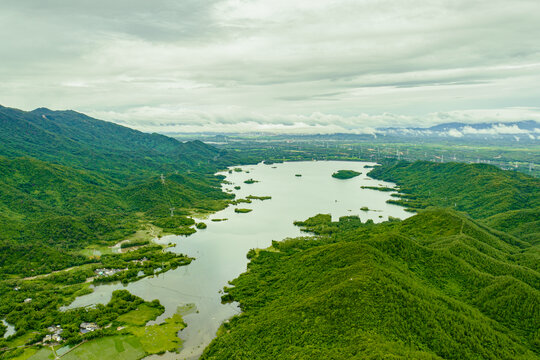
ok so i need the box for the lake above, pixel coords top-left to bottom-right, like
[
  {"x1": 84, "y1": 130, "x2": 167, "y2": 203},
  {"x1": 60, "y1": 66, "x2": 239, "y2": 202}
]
[{"x1": 64, "y1": 161, "x2": 412, "y2": 359}]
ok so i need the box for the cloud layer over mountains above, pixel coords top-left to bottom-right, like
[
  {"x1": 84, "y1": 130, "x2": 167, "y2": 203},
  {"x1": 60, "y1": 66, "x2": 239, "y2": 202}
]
[{"x1": 1, "y1": 0, "x2": 540, "y2": 133}]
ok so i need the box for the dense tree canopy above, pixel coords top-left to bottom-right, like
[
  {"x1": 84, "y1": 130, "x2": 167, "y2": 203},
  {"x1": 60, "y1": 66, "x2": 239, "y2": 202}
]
[{"x1": 0, "y1": 107, "x2": 238, "y2": 277}]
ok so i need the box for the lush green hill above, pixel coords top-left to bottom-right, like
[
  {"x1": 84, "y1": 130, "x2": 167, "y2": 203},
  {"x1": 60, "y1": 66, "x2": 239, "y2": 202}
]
[
  {"x1": 366, "y1": 160, "x2": 540, "y2": 279},
  {"x1": 368, "y1": 161, "x2": 539, "y2": 219},
  {"x1": 202, "y1": 210, "x2": 539, "y2": 360},
  {"x1": 0, "y1": 105, "x2": 236, "y2": 276},
  {"x1": 202, "y1": 161, "x2": 540, "y2": 360},
  {"x1": 0, "y1": 155, "x2": 233, "y2": 276},
  {"x1": 484, "y1": 208, "x2": 540, "y2": 245},
  {"x1": 0, "y1": 105, "x2": 234, "y2": 179}
]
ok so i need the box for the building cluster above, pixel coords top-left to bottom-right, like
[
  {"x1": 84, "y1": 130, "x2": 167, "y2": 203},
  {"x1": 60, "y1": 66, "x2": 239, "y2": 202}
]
[
  {"x1": 94, "y1": 268, "x2": 124, "y2": 277},
  {"x1": 43, "y1": 325, "x2": 63, "y2": 343},
  {"x1": 80, "y1": 322, "x2": 100, "y2": 334}
]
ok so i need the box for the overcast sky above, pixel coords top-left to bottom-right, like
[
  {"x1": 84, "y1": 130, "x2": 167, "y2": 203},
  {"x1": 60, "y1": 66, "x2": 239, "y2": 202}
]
[{"x1": 1, "y1": 0, "x2": 540, "y2": 133}]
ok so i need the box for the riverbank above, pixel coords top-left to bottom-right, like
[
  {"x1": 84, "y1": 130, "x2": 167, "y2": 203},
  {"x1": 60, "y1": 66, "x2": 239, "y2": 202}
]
[{"x1": 2, "y1": 161, "x2": 410, "y2": 360}]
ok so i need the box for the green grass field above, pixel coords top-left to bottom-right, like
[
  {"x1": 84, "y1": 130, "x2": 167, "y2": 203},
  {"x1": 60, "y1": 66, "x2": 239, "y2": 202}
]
[
  {"x1": 78, "y1": 245, "x2": 115, "y2": 257},
  {"x1": 117, "y1": 304, "x2": 162, "y2": 326},
  {"x1": 128, "y1": 312, "x2": 185, "y2": 354},
  {"x1": 17, "y1": 347, "x2": 58, "y2": 360},
  {"x1": 39, "y1": 307, "x2": 187, "y2": 359},
  {"x1": 12, "y1": 348, "x2": 47, "y2": 360},
  {"x1": 7, "y1": 333, "x2": 39, "y2": 349},
  {"x1": 61, "y1": 336, "x2": 145, "y2": 360}
]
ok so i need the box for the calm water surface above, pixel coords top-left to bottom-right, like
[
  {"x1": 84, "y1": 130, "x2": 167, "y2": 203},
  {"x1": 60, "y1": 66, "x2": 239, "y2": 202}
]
[
  {"x1": 1, "y1": 319, "x2": 15, "y2": 338},
  {"x1": 64, "y1": 161, "x2": 411, "y2": 359}
]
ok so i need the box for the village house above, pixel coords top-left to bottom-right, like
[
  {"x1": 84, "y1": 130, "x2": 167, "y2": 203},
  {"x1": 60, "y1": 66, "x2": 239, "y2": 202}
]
[
  {"x1": 43, "y1": 333, "x2": 63, "y2": 343},
  {"x1": 80, "y1": 322, "x2": 100, "y2": 334},
  {"x1": 46, "y1": 325, "x2": 63, "y2": 335},
  {"x1": 94, "y1": 268, "x2": 124, "y2": 277},
  {"x1": 43, "y1": 325, "x2": 63, "y2": 344}
]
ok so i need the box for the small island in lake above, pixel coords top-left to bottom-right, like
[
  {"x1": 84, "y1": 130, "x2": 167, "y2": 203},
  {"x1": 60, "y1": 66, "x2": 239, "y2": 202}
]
[
  {"x1": 331, "y1": 170, "x2": 361, "y2": 179},
  {"x1": 246, "y1": 195, "x2": 272, "y2": 201},
  {"x1": 235, "y1": 208, "x2": 253, "y2": 213},
  {"x1": 244, "y1": 178, "x2": 259, "y2": 184}
]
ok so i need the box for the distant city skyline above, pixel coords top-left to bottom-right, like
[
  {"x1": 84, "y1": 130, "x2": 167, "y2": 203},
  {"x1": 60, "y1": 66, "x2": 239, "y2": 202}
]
[{"x1": 1, "y1": 0, "x2": 540, "y2": 133}]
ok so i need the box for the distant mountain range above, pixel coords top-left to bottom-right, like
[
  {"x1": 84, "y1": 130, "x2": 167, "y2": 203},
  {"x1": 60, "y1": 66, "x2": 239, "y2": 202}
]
[
  {"x1": 382, "y1": 120, "x2": 540, "y2": 138},
  {"x1": 427, "y1": 120, "x2": 539, "y2": 131},
  {"x1": 170, "y1": 120, "x2": 540, "y2": 143}
]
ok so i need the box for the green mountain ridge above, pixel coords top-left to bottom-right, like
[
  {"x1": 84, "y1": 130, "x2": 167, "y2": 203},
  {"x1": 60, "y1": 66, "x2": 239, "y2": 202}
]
[
  {"x1": 203, "y1": 209, "x2": 539, "y2": 359},
  {"x1": 0, "y1": 105, "x2": 235, "y2": 276},
  {"x1": 0, "y1": 105, "x2": 231, "y2": 179},
  {"x1": 368, "y1": 161, "x2": 540, "y2": 220}
]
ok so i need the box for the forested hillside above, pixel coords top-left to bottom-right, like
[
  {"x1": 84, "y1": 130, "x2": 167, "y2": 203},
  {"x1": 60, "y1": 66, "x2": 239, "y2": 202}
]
[
  {"x1": 0, "y1": 105, "x2": 236, "y2": 178},
  {"x1": 202, "y1": 162, "x2": 540, "y2": 360},
  {"x1": 0, "y1": 106, "x2": 236, "y2": 276},
  {"x1": 368, "y1": 161, "x2": 540, "y2": 243},
  {"x1": 368, "y1": 161, "x2": 539, "y2": 219}
]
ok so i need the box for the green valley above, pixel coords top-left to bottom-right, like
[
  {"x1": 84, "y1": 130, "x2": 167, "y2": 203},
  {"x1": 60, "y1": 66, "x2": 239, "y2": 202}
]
[{"x1": 1, "y1": 105, "x2": 539, "y2": 360}]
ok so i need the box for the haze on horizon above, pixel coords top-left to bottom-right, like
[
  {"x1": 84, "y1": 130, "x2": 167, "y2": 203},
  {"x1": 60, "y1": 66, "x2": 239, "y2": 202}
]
[{"x1": 1, "y1": 0, "x2": 540, "y2": 134}]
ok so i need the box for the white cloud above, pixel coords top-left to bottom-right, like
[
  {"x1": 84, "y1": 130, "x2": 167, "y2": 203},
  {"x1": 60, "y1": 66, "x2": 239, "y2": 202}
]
[
  {"x1": 0, "y1": 0, "x2": 540, "y2": 132},
  {"x1": 461, "y1": 124, "x2": 530, "y2": 135},
  {"x1": 90, "y1": 106, "x2": 540, "y2": 134},
  {"x1": 447, "y1": 129, "x2": 464, "y2": 138}
]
